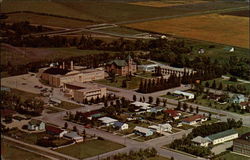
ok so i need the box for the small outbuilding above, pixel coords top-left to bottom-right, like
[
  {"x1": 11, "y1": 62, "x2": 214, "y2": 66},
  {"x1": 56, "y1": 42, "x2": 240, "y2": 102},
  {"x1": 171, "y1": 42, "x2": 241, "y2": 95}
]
[
  {"x1": 64, "y1": 132, "x2": 83, "y2": 143},
  {"x1": 134, "y1": 126, "x2": 153, "y2": 137},
  {"x1": 98, "y1": 117, "x2": 118, "y2": 126},
  {"x1": 113, "y1": 121, "x2": 129, "y2": 130}
]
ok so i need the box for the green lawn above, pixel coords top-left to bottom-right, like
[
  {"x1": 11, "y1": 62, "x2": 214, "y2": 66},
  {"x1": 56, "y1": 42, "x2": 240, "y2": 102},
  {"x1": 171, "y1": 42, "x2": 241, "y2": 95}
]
[
  {"x1": 235, "y1": 126, "x2": 250, "y2": 136},
  {"x1": 56, "y1": 139, "x2": 124, "y2": 159},
  {"x1": 147, "y1": 156, "x2": 171, "y2": 160},
  {"x1": 213, "y1": 152, "x2": 250, "y2": 160},
  {"x1": 160, "y1": 94, "x2": 179, "y2": 100},
  {"x1": 96, "y1": 76, "x2": 142, "y2": 90},
  {"x1": 1, "y1": 141, "x2": 50, "y2": 160},
  {"x1": 57, "y1": 101, "x2": 82, "y2": 110}
]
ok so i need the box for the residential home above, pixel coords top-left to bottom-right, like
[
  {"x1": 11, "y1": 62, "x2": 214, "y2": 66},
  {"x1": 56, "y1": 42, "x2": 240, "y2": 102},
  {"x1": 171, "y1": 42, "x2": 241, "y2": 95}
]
[
  {"x1": 205, "y1": 129, "x2": 238, "y2": 145},
  {"x1": 240, "y1": 101, "x2": 250, "y2": 110},
  {"x1": 148, "y1": 123, "x2": 172, "y2": 133},
  {"x1": 192, "y1": 136, "x2": 210, "y2": 147},
  {"x1": 230, "y1": 94, "x2": 248, "y2": 104},
  {"x1": 134, "y1": 126, "x2": 153, "y2": 137},
  {"x1": 45, "y1": 125, "x2": 68, "y2": 138},
  {"x1": 173, "y1": 90, "x2": 194, "y2": 99},
  {"x1": 233, "y1": 132, "x2": 250, "y2": 156},
  {"x1": 113, "y1": 121, "x2": 129, "y2": 130},
  {"x1": 28, "y1": 119, "x2": 45, "y2": 131},
  {"x1": 164, "y1": 109, "x2": 181, "y2": 120},
  {"x1": 182, "y1": 114, "x2": 207, "y2": 125},
  {"x1": 106, "y1": 55, "x2": 137, "y2": 76},
  {"x1": 64, "y1": 132, "x2": 83, "y2": 143},
  {"x1": 98, "y1": 117, "x2": 118, "y2": 126}
]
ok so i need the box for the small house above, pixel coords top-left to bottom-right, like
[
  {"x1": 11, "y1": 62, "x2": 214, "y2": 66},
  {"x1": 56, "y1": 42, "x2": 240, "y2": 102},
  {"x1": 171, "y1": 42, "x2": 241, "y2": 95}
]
[
  {"x1": 164, "y1": 109, "x2": 181, "y2": 120},
  {"x1": 173, "y1": 90, "x2": 194, "y2": 99},
  {"x1": 205, "y1": 129, "x2": 238, "y2": 145},
  {"x1": 182, "y1": 114, "x2": 207, "y2": 125},
  {"x1": 46, "y1": 125, "x2": 68, "y2": 138},
  {"x1": 64, "y1": 132, "x2": 83, "y2": 143},
  {"x1": 134, "y1": 126, "x2": 153, "y2": 137},
  {"x1": 113, "y1": 121, "x2": 129, "y2": 130},
  {"x1": 98, "y1": 117, "x2": 118, "y2": 126},
  {"x1": 240, "y1": 101, "x2": 250, "y2": 110},
  {"x1": 192, "y1": 136, "x2": 210, "y2": 147},
  {"x1": 230, "y1": 94, "x2": 247, "y2": 104},
  {"x1": 28, "y1": 119, "x2": 45, "y2": 131},
  {"x1": 148, "y1": 123, "x2": 172, "y2": 133}
]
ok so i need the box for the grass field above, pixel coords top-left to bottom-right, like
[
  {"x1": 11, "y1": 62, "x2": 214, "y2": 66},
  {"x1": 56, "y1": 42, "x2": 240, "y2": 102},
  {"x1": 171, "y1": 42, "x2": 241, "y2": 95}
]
[
  {"x1": 147, "y1": 156, "x2": 170, "y2": 160},
  {"x1": 1, "y1": 141, "x2": 50, "y2": 160},
  {"x1": 213, "y1": 152, "x2": 250, "y2": 160},
  {"x1": 56, "y1": 139, "x2": 124, "y2": 159},
  {"x1": 2, "y1": 0, "x2": 247, "y2": 23},
  {"x1": 97, "y1": 27, "x2": 143, "y2": 35},
  {"x1": 4, "y1": 13, "x2": 95, "y2": 29},
  {"x1": 129, "y1": 0, "x2": 207, "y2": 8},
  {"x1": 96, "y1": 76, "x2": 142, "y2": 90},
  {"x1": 126, "y1": 13, "x2": 249, "y2": 48}
]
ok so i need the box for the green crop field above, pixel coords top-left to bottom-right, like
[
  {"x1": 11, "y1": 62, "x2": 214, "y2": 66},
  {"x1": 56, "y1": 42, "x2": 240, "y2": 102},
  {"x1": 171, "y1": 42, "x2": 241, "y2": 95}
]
[{"x1": 56, "y1": 139, "x2": 124, "y2": 159}]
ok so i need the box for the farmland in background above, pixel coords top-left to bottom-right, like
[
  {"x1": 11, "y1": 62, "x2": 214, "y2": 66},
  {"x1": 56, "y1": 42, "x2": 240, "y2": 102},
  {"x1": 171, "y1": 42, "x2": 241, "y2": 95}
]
[{"x1": 126, "y1": 13, "x2": 249, "y2": 48}]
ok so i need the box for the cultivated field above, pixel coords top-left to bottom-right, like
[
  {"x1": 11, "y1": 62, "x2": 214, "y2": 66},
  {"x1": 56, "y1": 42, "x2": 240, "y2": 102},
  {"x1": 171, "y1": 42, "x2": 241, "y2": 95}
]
[
  {"x1": 220, "y1": 9, "x2": 250, "y2": 17},
  {"x1": 129, "y1": 0, "x2": 207, "y2": 8},
  {"x1": 4, "y1": 13, "x2": 95, "y2": 29},
  {"x1": 126, "y1": 13, "x2": 249, "y2": 48},
  {"x1": 2, "y1": 0, "x2": 248, "y2": 23}
]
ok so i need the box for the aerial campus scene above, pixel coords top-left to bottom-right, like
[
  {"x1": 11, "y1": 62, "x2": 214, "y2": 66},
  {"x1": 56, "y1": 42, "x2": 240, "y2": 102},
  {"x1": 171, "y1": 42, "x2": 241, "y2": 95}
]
[{"x1": 0, "y1": 0, "x2": 249, "y2": 160}]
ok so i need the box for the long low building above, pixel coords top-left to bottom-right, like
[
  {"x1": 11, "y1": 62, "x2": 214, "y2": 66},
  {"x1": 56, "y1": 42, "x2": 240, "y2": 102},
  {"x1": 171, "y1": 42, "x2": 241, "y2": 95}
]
[
  {"x1": 63, "y1": 82, "x2": 106, "y2": 102},
  {"x1": 233, "y1": 132, "x2": 250, "y2": 156},
  {"x1": 205, "y1": 129, "x2": 238, "y2": 145}
]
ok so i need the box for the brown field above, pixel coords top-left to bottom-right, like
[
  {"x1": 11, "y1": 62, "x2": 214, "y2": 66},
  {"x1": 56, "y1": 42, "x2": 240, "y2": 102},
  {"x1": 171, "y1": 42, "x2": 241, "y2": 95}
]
[
  {"x1": 129, "y1": 0, "x2": 207, "y2": 8},
  {"x1": 220, "y1": 9, "x2": 250, "y2": 17},
  {"x1": 4, "y1": 13, "x2": 94, "y2": 29},
  {"x1": 126, "y1": 13, "x2": 249, "y2": 48}
]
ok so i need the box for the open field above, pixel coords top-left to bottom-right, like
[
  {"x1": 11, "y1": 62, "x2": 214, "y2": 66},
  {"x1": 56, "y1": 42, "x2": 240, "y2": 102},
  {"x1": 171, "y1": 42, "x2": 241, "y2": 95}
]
[
  {"x1": 4, "y1": 13, "x2": 95, "y2": 29},
  {"x1": 147, "y1": 156, "x2": 170, "y2": 160},
  {"x1": 56, "y1": 139, "x2": 124, "y2": 159},
  {"x1": 2, "y1": 0, "x2": 247, "y2": 23},
  {"x1": 213, "y1": 152, "x2": 250, "y2": 160},
  {"x1": 97, "y1": 27, "x2": 143, "y2": 35},
  {"x1": 129, "y1": 0, "x2": 207, "y2": 8},
  {"x1": 126, "y1": 13, "x2": 249, "y2": 48},
  {"x1": 221, "y1": 9, "x2": 250, "y2": 17},
  {"x1": 1, "y1": 141, "x2": 50, "y2": 160}
]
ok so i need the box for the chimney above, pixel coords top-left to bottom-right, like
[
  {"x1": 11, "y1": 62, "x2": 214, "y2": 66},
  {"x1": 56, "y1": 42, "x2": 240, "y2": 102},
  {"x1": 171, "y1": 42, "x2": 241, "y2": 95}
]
[
  {"x1": 70, "y1": 61, "x2": 74, "y2": 70},
  {"x1": 62, "y1": 62, "x2": 65, "y2": 69}
]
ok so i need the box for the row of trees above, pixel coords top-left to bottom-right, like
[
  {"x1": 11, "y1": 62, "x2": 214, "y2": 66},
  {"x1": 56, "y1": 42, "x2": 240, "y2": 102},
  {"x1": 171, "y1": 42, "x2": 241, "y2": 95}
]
[
  {"x1": 138, "y1": 74, "x2": 181, "y2": 93},
  {"x1": 0, "y1": 91, "x2": 44, "y2": 116},
  {"x1": 103, "y1": 148, "x2": 158, "y2": 160}
]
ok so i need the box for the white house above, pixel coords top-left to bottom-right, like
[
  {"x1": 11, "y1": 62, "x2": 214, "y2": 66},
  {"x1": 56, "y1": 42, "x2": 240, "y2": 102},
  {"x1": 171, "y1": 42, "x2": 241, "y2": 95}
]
[
  {"x1": 131, "y1": 101, "x2": 151, "y2": 108},
  {"x1": 205, "y1": 129, "x2": 238, "y2": 145},
  {"x1": 149, "y1": 123, "x2": 172, "y2": 133},
  {"x1": 46, "y1": 125, "x2": 68, "y2": 138},
  {"x1": 182, "y1": 114, "x2": 207, "y2": 125},
  {"x1": 134, "y1": 126, "x2": 153, "y2": 137},
  {"x1": 28, "y1": 119, "x2": 45, "y2": 131},
  {"x1": 192, "y1": 136, "x2": 210, "y2": 147},
  {"x1": 173, "y1": 90, "x2": 194, "y2": 99},
  {"x1": 113, "y1": 121, "x2": 129, "y2": 130},
  {"x1": 138, "y1": 64, "x2": 158, "y2": 72},
  {"x1": 98, "y1": 117, "x2": 118, "y2": 126},
  {"x1": 64, "y1": 132, "x2": 83, "y2": 143}
]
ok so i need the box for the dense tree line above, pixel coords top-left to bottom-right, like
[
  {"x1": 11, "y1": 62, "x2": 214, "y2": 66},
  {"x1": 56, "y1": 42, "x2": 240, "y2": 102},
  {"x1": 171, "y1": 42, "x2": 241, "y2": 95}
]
[
  {"x1": 0, "y1": 91, "x2": 44, "y2": 116},
  {"x1": 103, "y1": 148, "x2": 157, "y2": 160},
  {"x1": 138, "y1": 74, "x2": 181, "y2": 93}
]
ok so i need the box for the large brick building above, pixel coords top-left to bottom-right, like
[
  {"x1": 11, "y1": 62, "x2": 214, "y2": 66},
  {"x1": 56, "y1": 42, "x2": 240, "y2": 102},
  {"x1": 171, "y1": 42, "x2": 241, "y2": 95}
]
[
  {"x1": 106, "y1": 55, "x2": 137, "y2": 76},
  {"x1": 39, "y1": 61, "x2": 105, "y2": 87},
  {"x1": 233, "y1": 132, "x2": 250, "y2": 156}
]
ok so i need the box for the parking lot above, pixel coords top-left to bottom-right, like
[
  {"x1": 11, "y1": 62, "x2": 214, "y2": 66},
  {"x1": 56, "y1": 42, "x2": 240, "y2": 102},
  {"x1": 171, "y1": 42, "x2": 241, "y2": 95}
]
[{"x1": 1, "y1": 73, "x2": 51, "y2": 94}]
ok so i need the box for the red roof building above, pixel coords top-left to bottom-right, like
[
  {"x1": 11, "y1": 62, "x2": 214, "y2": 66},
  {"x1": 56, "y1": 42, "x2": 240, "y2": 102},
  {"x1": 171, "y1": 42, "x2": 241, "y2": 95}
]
[
  {"x1": 182, "y1": 114, "x2": 207, "y2": 125},
  {"x1": 164, "y1": 110, "x2": 181, "y2": 119},
  {"x1": 45, "y1": 125, "x2": 67, "y2": 137}
]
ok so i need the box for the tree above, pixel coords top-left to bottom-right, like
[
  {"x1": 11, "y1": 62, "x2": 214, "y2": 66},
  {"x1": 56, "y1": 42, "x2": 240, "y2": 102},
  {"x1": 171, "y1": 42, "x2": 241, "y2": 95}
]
[
  {"x1": 218, "y1": 82, "x2": 223, "y2": 90},
  {"x1": 176, "y1": 101, "x2": 181, "y2": 110},
  {"x1": 196, "y1": 106, "x2": 199, "y2": 114},
  {"x1": 171, "y1": 157, "x2": 174, "y2": 160},
  {"x1": 208, "y1": 112, "x2": 212, "y2": 120},
  {"x1": 64, "y1": 122, "x2": 68, "y2": 129},
  {"x1": 156, "y1": 98, "x2": 160, "y2": 106},
  {"x1": 183, "y1": 103, "x2": 188, "y2": 111},
  {"x1": 205, "y1": 81, "x2": 210, "y2": 88},
  {"x1": 189, "y1": 105, "x2": 194, "y2": 113},
  {"x1": 82, "y1": 129, "x2": 86, "y2": 140},
  {"x1": 133, "y1": 95, "x2": 137, "y2": 102},
  {"x1": 121, "y1": 80, "x2": 127, "y2": 88},
  {"x1": 148, "y1": 96, "x2": 153, "y2": 104},
  {"x1": 212, "y1": 80, "x2": 216, "y2": 89},
  {"x1": 73, "y1": 126, "x2": 78, "y2": 132},
  {"x1": 163, "y1": 99, "x2": 167, "y2": 107}
]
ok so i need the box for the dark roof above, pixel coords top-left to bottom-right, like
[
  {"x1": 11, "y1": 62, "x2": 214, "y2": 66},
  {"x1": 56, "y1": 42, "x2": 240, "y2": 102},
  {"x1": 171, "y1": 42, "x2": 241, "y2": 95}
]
[
  {"x1": 46, "y1": 125, "x2": 64, "y2": 135},
  {"x1": 107, "y1": 60, "x2": 127, "y2": 67},
  {"x1": 1, "y1": 109, "x2": 16, "y2": 117},
  {"x1": 164, "y1": 110, "x2": 180, "y2": 117},
  {"x1": 182, "y1": 114, "x2": 206, "y2": 123},
  {"x1": 114, "y1": 121, "x2": 125, "y2": 127},
  {"x1": 207, "y1": 129, "x2": 238, "y2": 141},
  {"x1": 43, "y1": 67, "x2": 70, "y2": 75},
  {"x1": 239, "y1": 132, "x2": 250, "y2": 141}
]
